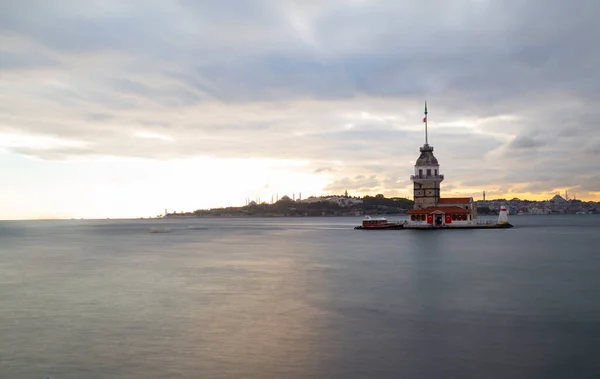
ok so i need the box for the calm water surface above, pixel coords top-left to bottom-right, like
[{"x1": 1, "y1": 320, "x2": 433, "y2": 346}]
[{"x1": 1, "y1": 215, "x2": 599, "y2": 378}]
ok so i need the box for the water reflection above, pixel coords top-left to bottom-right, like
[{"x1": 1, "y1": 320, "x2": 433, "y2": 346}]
[{"x1": 1, "y1": 217, "x2": 600, "y2": 378}]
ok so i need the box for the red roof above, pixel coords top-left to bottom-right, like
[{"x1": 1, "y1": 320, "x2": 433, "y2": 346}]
[
  {"x1": 438, "y1": 197, "x2": 472, "y2": 204},
  {"x1": 408, "y1": 206, "x2": 472, "y2": 215}
]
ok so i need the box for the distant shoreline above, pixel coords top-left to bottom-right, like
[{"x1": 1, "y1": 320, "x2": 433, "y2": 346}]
[
  {"x1": 160, "y1": 212, "x2": 597, "y2": 220},
  {"x1": 162, "y1": 213, "x2": 408, "y2": 219},
  {"x1": 1, "y1": 213, "x2": 598, "y2": 222}
]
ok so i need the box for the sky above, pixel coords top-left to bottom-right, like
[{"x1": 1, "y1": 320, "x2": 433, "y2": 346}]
[{"x1": 1, "y1": 0, "x2": 599, "y2": 219}]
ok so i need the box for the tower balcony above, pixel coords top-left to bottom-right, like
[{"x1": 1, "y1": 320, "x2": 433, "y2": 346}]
[{"x1": 411, "y1": 174, "x2": 444, "y2": 181}]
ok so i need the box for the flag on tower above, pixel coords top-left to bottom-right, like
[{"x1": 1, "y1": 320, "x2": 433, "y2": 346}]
[{"x1": 423, "y1": 102, "x2": 428, "y2": 123}]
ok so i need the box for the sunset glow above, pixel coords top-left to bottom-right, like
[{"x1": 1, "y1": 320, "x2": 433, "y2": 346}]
[{"x1": 1, "y1": 0, "x2": 598, "y2": 219}]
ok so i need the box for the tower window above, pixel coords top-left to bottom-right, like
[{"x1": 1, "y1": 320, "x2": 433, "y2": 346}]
[
  {"x1": 435, "y1": 169, "x2": 438, "y2": 176},
  {"x1": 427, "y1": 169, "x2": 431, "y2": 176},
  {"x1": 419, "y1": 169, "x2": 423, "y2": 177}
]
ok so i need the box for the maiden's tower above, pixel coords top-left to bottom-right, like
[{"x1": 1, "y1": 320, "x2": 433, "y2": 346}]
[
  {"x1": 408, "y1": 102, "x2": 479, "y2": 227},
  {"x1": 354, "y1": 102, "x2": 512, "y2": 230}
]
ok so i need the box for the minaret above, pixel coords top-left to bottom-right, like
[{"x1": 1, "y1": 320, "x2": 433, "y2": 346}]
[{"x1": 411, "y1": 101, "x2": 444, "y2": 209}]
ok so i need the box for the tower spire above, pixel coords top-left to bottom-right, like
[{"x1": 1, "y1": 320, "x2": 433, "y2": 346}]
[{"x1": 423, "y1": 101, "x2": 428, "y2": 145}]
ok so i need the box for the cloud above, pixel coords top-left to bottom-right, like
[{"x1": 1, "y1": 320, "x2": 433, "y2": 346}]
[
  {"x1": 508, "y1": 134, "x2": 546, "y2": 150},
  {"x1": 1, "y1": 0, "x2": 600, "y2": 200},
  {"x1": 314, "y1": 167, "x2": 334, "y2": 173},
  {"x1": 325, "y1": 175, "x2": 381, "y2": 193},
  {"x1": 0, "y1": 50, "x2": 58, "y2": 70},
  {"x1": 585, "y1": 142, "x2": 600, "y2": 156}
]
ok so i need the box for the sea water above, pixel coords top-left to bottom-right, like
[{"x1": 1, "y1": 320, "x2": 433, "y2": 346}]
[{"x1": 1, "y1": 215, "x2": 599, "y2": 378}]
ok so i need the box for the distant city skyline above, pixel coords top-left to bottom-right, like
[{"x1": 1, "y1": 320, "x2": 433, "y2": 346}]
[
  {"x1": 1, "y1": 0, "x2": 599, "y2": 220},
  {"x1": 167, "y1": 192, "x2": 599, "y2": 219}
]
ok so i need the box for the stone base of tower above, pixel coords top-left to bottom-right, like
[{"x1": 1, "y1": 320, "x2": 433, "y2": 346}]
[{"x1": 413, "y1": 197, "x2": 438, "y2": 210}]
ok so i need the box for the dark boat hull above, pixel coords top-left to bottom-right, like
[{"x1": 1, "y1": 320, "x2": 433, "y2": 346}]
[{"x1": 354, "y1": 224, "x2": 405, "y2": 230}]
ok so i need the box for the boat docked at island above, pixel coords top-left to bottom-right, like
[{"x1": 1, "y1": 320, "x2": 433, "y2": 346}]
[
  {"x1": 354, "y1": 216, "x2": 405, "y2": 230},
  {"x1": 354, "y1": 102, "x2": 513, "y2": 231}
]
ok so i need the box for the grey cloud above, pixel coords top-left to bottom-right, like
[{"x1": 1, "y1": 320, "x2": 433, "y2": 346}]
[
  {"x1": 324, "y1": 175, "x2": 381, "y2": 193},
  {"x1": 9, "y1": 146, "x2": 91, "y2": 160},
  {"x1": 0, "y1": 51, "x2": 57, "y2": 69},
  {"x1": 109, "y1": 78, "x2": 203, "y2": 107},
  {"x1": 573, "y1": 178, "x2": 600, "y2": 193},
  {"x1": 4, "y1": 0, "x2": 596, "y2": 103},
  {"x1": 585, "y1": 143, "x2": 600, "y2": 156},
  {"x1": 508, "y1": 134, "x2": 546, "y2": 150},
  {"x1": 1, "y1": 0, "x2": 600, "y2": 198},
  {"x1": 360, "y1": 165, "x2": 390, "y2": 174},
  {"x1": 141, "y1": 121, "x2": 170, "y2": 128},
  {"x1": 521, "y1": 181, "x2": 572, "y2": 195},
  {"x1": 86, "y1": 113, "x2": 114, "y2": 121}
]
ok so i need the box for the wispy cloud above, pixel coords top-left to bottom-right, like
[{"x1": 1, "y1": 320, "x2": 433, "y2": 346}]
[{"x1": 1, "y1": 0, "x2": 599, "y2": 214}]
